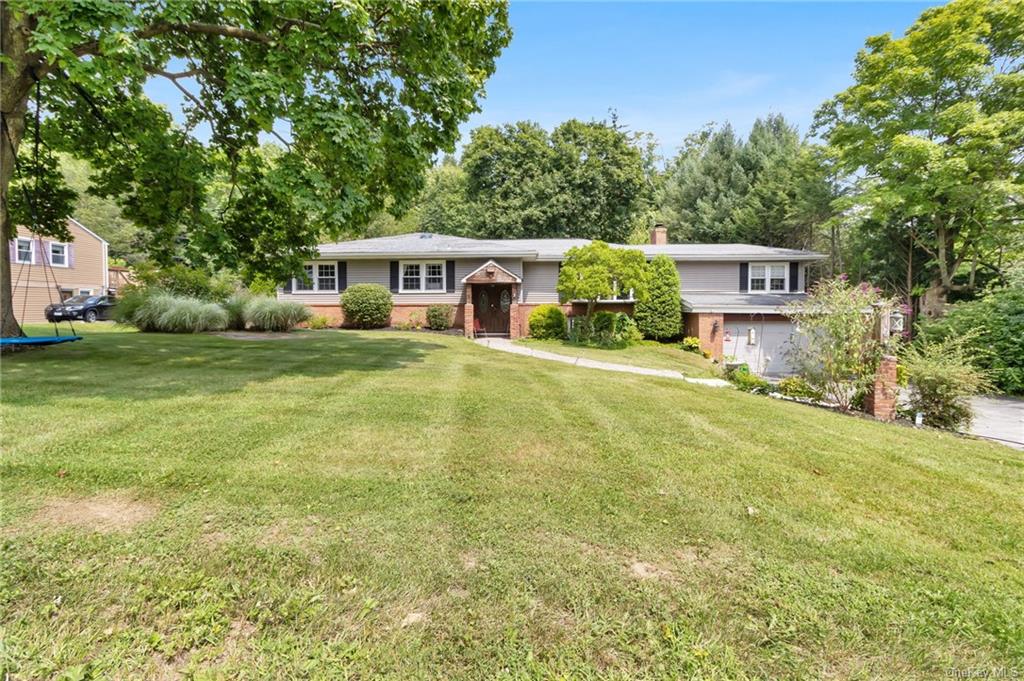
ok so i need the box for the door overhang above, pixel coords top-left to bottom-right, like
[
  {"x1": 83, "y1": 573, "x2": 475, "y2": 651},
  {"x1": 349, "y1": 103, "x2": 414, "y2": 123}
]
[{"x1": 461, "y1": 259, "x2": 522, "y2": 285}]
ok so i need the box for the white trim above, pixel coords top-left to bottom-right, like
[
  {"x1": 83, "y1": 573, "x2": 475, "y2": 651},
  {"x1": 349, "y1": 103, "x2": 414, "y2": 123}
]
[
  {"x1": 460, "y1": 259, "x2": 522, "y2": 284},
  {"x1": 292, "y1": 261, "x2": 339, "y2": 293},
  {"x1": 48, "y1": 241, "x2": 70, "y2": 268},
  {"x1": 748, "y1": 262, "x2": 788, "y2": 293},
  {"x1": 67, "y1": 217, "x2": 108, "y2": 245},
  {"x1": 400, "y1": 259, "x2": 447, "y2": 293},
  {"x1": 14, "y1": 237, "x2": 34, "y2": 264}
]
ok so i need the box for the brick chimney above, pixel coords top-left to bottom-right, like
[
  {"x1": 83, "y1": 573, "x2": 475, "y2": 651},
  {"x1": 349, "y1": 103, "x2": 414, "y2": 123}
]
[{"x1": 650, "y1": 224, "x2": 668, "y2": 245}]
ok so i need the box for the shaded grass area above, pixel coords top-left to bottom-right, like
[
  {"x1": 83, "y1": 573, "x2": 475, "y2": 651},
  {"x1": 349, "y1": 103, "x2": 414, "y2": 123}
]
[
  {"x1": 518, "y1": 337, "x2": 720, "y2": 377},
  {"x1": 1, "y1": 326, "x2": 1022, "y2": 679}
]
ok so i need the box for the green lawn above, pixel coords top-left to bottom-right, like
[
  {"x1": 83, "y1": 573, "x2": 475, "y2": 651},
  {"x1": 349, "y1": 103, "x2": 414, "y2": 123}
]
[
  {"x1": 2, "y1": 326, "x2": 1021, "y2": 679},
  {"x1": 517, "y1": 337, "x2": 720, "y2": 377}
]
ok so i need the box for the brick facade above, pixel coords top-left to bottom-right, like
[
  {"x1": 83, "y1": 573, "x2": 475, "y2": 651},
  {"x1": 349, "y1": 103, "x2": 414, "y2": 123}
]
[
  {"x1": 864, "y1": 355, "x2": 899, "y2": 421},
  {"x1": 308, "y1": 303, "x2": 468, "y2": 330},
  {"x1": 683, "y1": 312, "x2": 724, "y2": 359}
]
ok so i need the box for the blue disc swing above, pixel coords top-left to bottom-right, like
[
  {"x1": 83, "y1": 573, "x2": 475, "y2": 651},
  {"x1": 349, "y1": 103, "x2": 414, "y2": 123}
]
[{"x1": 1, "y1": 77, "x2": 82, "y2": 348}]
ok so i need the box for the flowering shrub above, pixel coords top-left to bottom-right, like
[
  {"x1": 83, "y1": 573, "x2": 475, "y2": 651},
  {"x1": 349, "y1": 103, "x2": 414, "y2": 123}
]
[{"x1": 784, "y1": 277, "x2": 897, "y2": 411}]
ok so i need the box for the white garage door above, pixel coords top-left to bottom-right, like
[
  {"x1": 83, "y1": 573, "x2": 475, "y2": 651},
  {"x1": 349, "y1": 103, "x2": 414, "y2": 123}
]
[{"x1": 722, "y1": 320, "x2": 801, "y2": 376}]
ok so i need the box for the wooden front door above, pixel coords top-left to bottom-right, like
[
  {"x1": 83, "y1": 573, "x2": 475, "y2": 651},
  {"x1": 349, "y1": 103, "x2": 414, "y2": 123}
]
[{"x1": 474, "y1": 284, "x2": 511, "y2": 336}]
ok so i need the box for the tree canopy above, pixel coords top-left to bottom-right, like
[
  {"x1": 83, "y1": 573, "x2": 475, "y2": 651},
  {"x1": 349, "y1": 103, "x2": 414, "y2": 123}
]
[
  {"x1": 461, "y1": 118, "x2": 652, "y2": 242},
  {"x1": 556, "y1": 241, "x2": 648, "y2": 319},
  {"x1": 1, "y1": 0, "x2": 511, "y2": 336},
  {"x1": 814, "y1": 0, "x2": 1024, "y2": 314}
]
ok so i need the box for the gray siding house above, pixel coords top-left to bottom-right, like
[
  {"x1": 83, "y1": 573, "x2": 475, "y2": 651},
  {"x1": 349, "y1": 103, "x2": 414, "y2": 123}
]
[{"x1": 278, "y1": 227, "x2": 825, "y2": 374}]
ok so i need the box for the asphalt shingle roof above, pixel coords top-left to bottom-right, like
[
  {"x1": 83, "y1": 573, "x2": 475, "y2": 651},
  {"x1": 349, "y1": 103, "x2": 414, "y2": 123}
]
[{"x1": 317, "y1": 232, "x2": 824, "y2": 261}]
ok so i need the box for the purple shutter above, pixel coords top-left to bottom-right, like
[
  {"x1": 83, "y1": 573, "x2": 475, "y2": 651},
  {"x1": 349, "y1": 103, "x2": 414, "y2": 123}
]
[
  {"x1": 8, "y1": 240, "x2": 14, "y2": 263},
  {"x1": 68, "y1": 244, "x2": 75, "y2": 268},
  {"x1": 43, "y1": 241, "x2": 52, "y2": 264}
]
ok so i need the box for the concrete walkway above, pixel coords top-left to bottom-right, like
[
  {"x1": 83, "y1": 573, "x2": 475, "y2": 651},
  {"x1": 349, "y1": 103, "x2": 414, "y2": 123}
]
[
  {"x1": 967, "y1": 396, "x2": 1024, "y2": 450},
  {"x1": 474, "y1": 337, "x2": 732, "y2": 387}
]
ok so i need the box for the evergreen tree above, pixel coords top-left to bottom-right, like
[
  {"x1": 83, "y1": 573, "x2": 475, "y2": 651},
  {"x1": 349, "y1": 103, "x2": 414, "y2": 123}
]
[
  {"x1": 658, "y1": 123, "x2": 749, "y2": 242},
  {"x1": 634, "y1": 255, "x2": 682, "y2": 340}
]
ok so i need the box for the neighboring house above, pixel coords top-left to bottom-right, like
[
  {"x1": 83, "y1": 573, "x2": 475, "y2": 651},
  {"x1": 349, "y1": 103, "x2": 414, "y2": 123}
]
[
  {"x1": 278, "y1": 226, "x2": 825, "y2": 374},
  {"x1": 8, "y1": 218, "x2": 109, "y2": 324}
]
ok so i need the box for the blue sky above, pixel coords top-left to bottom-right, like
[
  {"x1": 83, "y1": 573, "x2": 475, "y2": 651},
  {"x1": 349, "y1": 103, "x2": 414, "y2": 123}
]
[{"x1": 145, "y1": 2, "x2": 939, "y2": 161}]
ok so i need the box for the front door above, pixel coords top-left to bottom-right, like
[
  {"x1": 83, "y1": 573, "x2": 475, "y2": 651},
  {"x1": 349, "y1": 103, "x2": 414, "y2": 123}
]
[{"x1": 474, "y1": 284, "x2": 511, "y2": 336}]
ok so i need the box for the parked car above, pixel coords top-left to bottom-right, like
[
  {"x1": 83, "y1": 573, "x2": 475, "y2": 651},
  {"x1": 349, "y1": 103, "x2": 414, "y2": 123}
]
[{"x1": 44, "y1": 295, "x2": 117, "y2": 323}]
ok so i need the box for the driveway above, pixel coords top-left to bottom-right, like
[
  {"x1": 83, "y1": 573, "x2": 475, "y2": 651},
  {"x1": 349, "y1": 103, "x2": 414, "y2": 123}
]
[{"x1": 968, "y1": 396, "x2": 1024, "y2": 450}]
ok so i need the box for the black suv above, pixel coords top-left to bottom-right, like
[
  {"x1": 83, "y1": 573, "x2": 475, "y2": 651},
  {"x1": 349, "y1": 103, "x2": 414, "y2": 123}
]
[{"x1": 44, "y1": 295, "x2": 116, "y2": 323}]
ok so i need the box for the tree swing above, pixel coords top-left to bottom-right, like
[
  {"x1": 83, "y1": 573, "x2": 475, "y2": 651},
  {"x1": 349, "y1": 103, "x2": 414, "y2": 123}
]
[{"x1": 1, "y1": 77, "x2": 82, "y2": 348}]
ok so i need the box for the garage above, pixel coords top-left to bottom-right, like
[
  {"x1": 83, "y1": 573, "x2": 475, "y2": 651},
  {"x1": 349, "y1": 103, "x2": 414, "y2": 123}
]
[{"x1": 722, "y1": 314, "x2": 802, "y2": 376}]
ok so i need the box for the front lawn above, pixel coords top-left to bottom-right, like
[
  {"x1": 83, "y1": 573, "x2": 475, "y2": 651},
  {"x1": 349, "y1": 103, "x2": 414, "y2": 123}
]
[
  {"x1": 517, "y1": 337, "x2": 720, "y2": 377},
  {"x1": 2, "y1": 327, "x2": 1021, "y2": 678}
]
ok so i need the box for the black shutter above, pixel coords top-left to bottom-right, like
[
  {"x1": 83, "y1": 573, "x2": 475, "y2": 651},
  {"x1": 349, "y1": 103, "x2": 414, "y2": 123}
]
[
  {"x1": 789, "y1": 262, "x2": 799, "y2": 292},
  {"x1": 282, "y1": 276, "x2": 292, "y2": 293},
  {"x1": 739, "y1": 263, "x2": 749, "y2": 292},
  {"x1": 445, "y1": 260, "x2": 456, "y2": 292},
  {"x1": 337, "y1": 261, "x2": 347, "y2": 291},
  {"x1": 389, "y1": 261, "x2": 399, "y2": 292}
]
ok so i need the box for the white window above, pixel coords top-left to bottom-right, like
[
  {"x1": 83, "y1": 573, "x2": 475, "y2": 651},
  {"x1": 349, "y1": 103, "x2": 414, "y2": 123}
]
[
  {"x1": 292, "y1": 262, "x2": 338, "y2": 292},
  {"x1": 597, "y1": 279, "x2": 635, "y2": 302},
  {"x1": 78, "y1": 289, "x2": 92, "y2": 296},
  {"x1": 317, "y1": 263, "x2": 337, "y2": 291},
  {"x1": 50, "y1": 242, "x2": 68, "y2": 267},
  {"x1": 750, "y1": 263, "x2": 787, "y2": 292},
  {"x1": 15, "y1": 238, "x2": 33, "y2": 264},
  {"x1": 400, "y1": 261, "x2": 445, "y2": 293}
]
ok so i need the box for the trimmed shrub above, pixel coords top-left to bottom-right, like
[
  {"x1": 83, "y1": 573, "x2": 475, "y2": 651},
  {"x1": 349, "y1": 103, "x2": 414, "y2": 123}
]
[
  {"x1": 341, "y1": 284, "x2": 393, "y2": 329},
  {"x1": 635, "y1": 255, "x2": 682, "y2": 340},
  {"x1": 244, "y1": 297, "x2": 312, "y2": 332},
  {"x1": 777, "y1": 376, "x2": 823, "y2": 400},
  {"x1": 528, "y1": 304, "x2": 567, "y2": 339},
  {"x1": 222, "y1": 292, "x2": 251, "y2": 331},
  {"x1": 680, "y1": 336, "x2": 701, "y2": 353},
  {"x1": 308, "y1": 314, "x2": 331, "y2": 330},
  {"x1": 572, "y1": 311, "x2": 641, "y2": 347},
  {"x1": 426, "y1": 304, "x2": 453, "y2": 331},
  {"x1": 902, "y1": 335, "x2": 993, "y2": 430},
  {"x1": 917, "y1": 285, "x2": 1024, "y2": 395},
  {"x1": 725, "y1": 364, "x2": 771, "y2": 393},
  {"x1": 130, "y1": 293, "x2": 228, "y2": 333}
]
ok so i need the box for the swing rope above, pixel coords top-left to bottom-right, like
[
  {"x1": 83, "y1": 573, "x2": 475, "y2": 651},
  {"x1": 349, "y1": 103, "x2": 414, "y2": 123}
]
[{"x1": 1, "y1": 71, "x2": 80, "y2": 344}]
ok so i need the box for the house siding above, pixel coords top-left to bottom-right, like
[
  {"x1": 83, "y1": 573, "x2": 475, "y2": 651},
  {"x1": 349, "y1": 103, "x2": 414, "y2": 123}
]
[
  {"x1": 678, "y1": 262, "x2": 740, "y2": 292},
  {"x1": 281, "y1": 258, "x2": 524, "y2": 306},
  {"x1": 10, "y1": 222, "x2": 108, "y2": 323},
  {"x1": 521, "y1": 261, "x2": 561, "y2": 304}
]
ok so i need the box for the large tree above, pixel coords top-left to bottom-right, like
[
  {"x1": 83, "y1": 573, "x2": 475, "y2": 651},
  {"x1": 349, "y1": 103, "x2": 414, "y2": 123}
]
[
  {"x1": 461, "y1": 118, "x2": 649, "y2": 241},
  {"x1": 657, "y1": 123, "x2": 748, "y2": 243},
  {"x1": 0, "y1": 1, "x2": 510, "y2": 337},
  {"x1": 815, "y1": 0, "x2": 1024, "y2": 317}
]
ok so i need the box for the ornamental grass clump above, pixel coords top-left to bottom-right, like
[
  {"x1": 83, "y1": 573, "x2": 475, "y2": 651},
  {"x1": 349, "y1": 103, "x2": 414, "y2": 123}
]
[
  {"x1": 244, "y1": 297, "x2": 312, "y2": 332},
  {"x1": 130, "y1": 293, "x2": 228, "y2": 333},
  {"x1": 222, "y1": 292, "x2": 252, "y2": 331}
]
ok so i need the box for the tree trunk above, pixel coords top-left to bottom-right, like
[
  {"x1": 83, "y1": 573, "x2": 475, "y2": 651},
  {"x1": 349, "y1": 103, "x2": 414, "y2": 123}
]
[
  {"x1": 919, "y1": 278, "x2": 947, "y2": 319},
  {"x1": 1, "y1": 5, "x2": 37, "y2": 338}
]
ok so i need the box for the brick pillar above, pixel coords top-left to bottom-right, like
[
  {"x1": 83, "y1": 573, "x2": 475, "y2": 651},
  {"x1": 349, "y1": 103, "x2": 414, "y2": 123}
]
[
  {"x1": 509, "y1": 284, "x2": 521, "y2": 339},
  {"x1": 697, "y1": 313, "x2": 724, "y2": 359},
  {"x1": 864, "y1": 355, "x2": 898, "y2": 421},
  {"x1": 464, "y1": 284, "x2": 474, "y2": 338}
]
